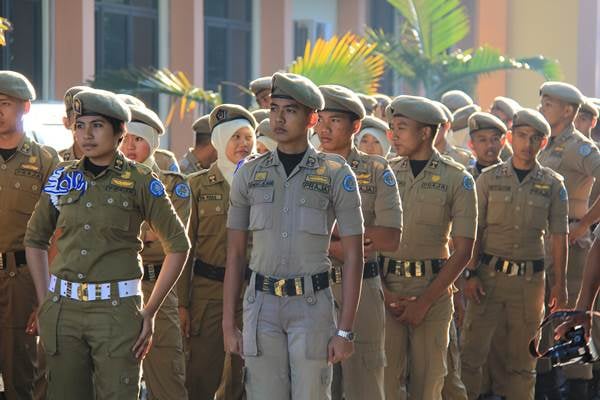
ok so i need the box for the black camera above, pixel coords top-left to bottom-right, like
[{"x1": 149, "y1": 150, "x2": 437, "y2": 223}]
[{"x1": 547, "y1": 326, "x2": 599, "y2": 367}]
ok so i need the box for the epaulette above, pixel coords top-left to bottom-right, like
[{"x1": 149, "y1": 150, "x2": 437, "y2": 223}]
[
  {"x1": 540, "y1": 165, "x2": 564, "y2": 182},
  {"x1": 41, "y1": 144, "x2": 59, "y2": 159},
  {"x1": 439, "y1": 154, "x2": 466, "y2": 171},
  {"x1": 482, "y1": 163, "x2": 501, "y2": 174},
  {"x1": 319, "y1": 152, "x2": 346, "y2": 169},
  {"x1": 361, "y1": 152, "x2": 388, "y2": 170},
  {"x1": 134, "y1": 162, "x2": 153, "y2": 175},
  {"x1": 57, "y1": 159, "x2": 79, "y2": 170},
  {"x1": 162, "y1": 170, "x2": 185, "y2": 180}
]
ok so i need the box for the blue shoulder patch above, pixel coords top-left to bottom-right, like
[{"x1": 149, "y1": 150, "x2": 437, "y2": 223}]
[
  {"x1": 579, "y1": 143, "x2": 592, "y2": 157},
  {"x1": 168, "y1": 162, "x2": 180, "y2": 172},
  {"x1": 174, "y1": 182, "x2": 190, "y2": 199},
  {"x1": 463, "y1": 175, "x2": 474, "y2": 191},
  {"x1": 382, "y1": 169, "x2": 397, "y2": 187},
  {"x1": 343, "y1": 175, "x2": 357, "y2": 192},
  {"x1": 559, "y1": 187, "x2": 568, "y2": 202},
  {"x1": 149, "y1": 178, "x2": 165, "y2": 197}
]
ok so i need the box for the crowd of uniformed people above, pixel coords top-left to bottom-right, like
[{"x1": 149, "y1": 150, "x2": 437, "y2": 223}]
[{"x1": 1, "y1": 67, "x2": 600, "y2": 400}]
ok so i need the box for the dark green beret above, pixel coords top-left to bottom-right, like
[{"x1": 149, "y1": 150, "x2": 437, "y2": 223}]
[
  {"x1": 580, "y1": 99, "x2": 599, "y2": 118},
  {"x1": 319, "y1": 85, "x2": 366, "y2": 119},
  {"x1": 357, "y1": 93, "x2": 378, "y2": 114},
  {"x1": 452, "y1": 104, "x2": 481, "y2": 130},
  {"x1": 117, "y1": 94, "x2": 146, "y2": 107},
  {"x1": 440, "y1": 90, "x2": 473, "y2": 112},
  {"x1": 433, "y1": 101, "x2": 453, "y2": 123},
  {"x1": 252, "y1": 109, "x2": 269, "y2": 123},
  {"x1": 539, "y1": 81, "x2": 584, "y2": 106},
  {"x1": 129, "y1": 105, "x2": 165, "y2": 135},
  {"x1": 491, "y1": 96, "x2": 520, "y2": 119},
  {"x1": 468, "y1": 112, "x2": 507, "y2": 135},
  {"x1": 209, "y1": 104, "x2": 257, "y2": 131},
  {"x1": 360, "y1": 115, "x2": 389, "y2": 133},
  {"x1": 512, "y1": 108, "x2": 551, "y2": 136},
  {"x1": 64, "y1": 86, "x2": 89, "y2": 113},
  {"x1": 249, "y1": 77, "x2": 272, "y2": 95},
  {"x1": 271, "y1": 72, "x2": 324, "y2": 110},
  {"x1": 0, "y1": 70, "x2": 36, "y2": 101},
  {"x1": 386, "y1": 95, "x2": 447, "y2": 125},
  {"x1": 73, "y1": 89, "x2": 131, "y2": 122},
  {"x1": 192, "y1": 115, "x2": 211, "y2": 136}
]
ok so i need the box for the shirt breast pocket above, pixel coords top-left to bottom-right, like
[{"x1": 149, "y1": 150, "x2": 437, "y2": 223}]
[
  {"x1": 198, "y1": 202, "x2": 226, "y2": 235},
  {"x1": 487, "y1": 191, "x2": 512, "y2": 225},
  {"x1": 416, "y1": 192, "x2": 446, "y2": 226},
  {"x1": 98, "y1": 194, "x2": 133, "y2": 232},
  {"x1": 527, "y1": 195, "x2": 550, "y2": 229},
  {"x1": 298, "y1": 195, "x2": 330, "y2": 235},
  {"x1": 249, "y1": 187, "x2": 274, "y2": 231}
]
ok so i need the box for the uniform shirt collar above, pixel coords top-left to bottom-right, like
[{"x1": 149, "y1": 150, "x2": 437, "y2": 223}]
[
  {"x1": 207, "y1": 162, "x2": 225, "y2": 185},
  {"x1": 17, "y1": 134, "x2": 33, "y2": 156},
  {"x1": 424, "y1": 149, "x2": 443, "y2": 174},
  {"x1": 553, "y1": 123, "x2": 575, "y2": 145},
  {"x1": 186, "y1": 149, "x2": 203, "y2": 169}
]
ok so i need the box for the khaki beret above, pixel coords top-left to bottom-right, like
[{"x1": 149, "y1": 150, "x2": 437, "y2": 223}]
[
  {"x1": 209, "y1": 104, "x2": 257, "y2": 131},
  {"x1": 357, "y1": 93, "x2": 378, "y2": 114},
  {"x1": 452, "y1": 104, "x2": 482, "y2": 131},
  {"x1": 73, "y1": 89, "x2": 131, "y2": 122},
  {"x1": 319, "y1": 85, "x2": 366, "y2": 120},
  {"x1": 192, "y1": 115, "x2": 211, "y2": 135},
  {"x1": 440, "y1": 90, "x2": 473, "y2": 112},
  {"x1": 468, "y1": 112, "x2": 507, "y2": 135},
  {"x1": 0, "y1": 70, "x2": 36, "y2": 101},
  {"x1": 432, "y1": 101, "x2": 453, "y2": 123},
  {"x1": 271, "y1": 72, "x2": 324, "y2": 110},
  {"x1": 117, "y1": 94, "x2": 146, "y2": 107},
  {"x1": 539, "y1": 81, "x2": 584, "y2": 106},
  {"x1": 373, "y1": 93, "x2": 392, "y2": 107},
  {"x1": 129, "y1": 105, "x2": 165, "y2": 135},
  {"x1": 512, "y1": 108, "x2": 551, "y2": 136},
  {"x1": 360, "y1": 115, "x2": 389, "y2": 133},
  {"x1": 386, "y1": 95, "x2": 447, "y2": 125},
  {"x1": 249, "y1": 77, "x2": 272, "y2": 95},
  {"x1": 579, "y1": 99, "x2": 599, "y2": 118},
  {"x1": 491, "y1": 96, "x2": 521, "y2": 119},
  {"x1": 252, "y1": 109, "x2": 269, "y2": 123},
  {"x1": 64, "y1": 86, "x2": 89, "y2": 113},
  {"x1": 256, "y1": 118, "x2": 274, "y2": 139}
]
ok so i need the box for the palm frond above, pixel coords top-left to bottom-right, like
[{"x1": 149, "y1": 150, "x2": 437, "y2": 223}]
[
  {"x1": 0, "y1": 16, "x2": 13, "y2": 47},
  {"x1": 288, "y1": 32, "x2": 385, "y2": 94}
]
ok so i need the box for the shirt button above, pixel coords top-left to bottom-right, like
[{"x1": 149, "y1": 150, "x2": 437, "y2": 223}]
[
  {"x1": 91, "y1": 181, "x2": 96, "y2": 186},
  {"x1": 84, "y1": 224, "x2": 91, "y2": 231},
  {"x1": 77, "y1": 273, "x2": 85, "y2": 279},
  {"x1": 518, "y1": 188, "x2": 523, "y2": 192},
  {"x1": 515, "y1": 225, "x2": 519, "y2": 230},
  {"x1": 32, "y1": 185, "x2": 38, "y2": 191},
  {"x1": 263, "y1": 194, "x2": 270, "y2": 200},
  {"x1": 284, "y1": 182, "x2": 290, "y2": 188},
  {"x1": 67, "y1": 197, "x2": 73, "y2": 203},
  {"x1": 528, "y1": 201, "x2": 533, "y2": 205},
  {"x1": 8, "y1": 271, "x2": 16, "y2": 277},
  {"x1": 86, "y1": 202, "x2": 92, "y2": 208},
  {"x1": 111, "y1": 300, "x2": 118, "y2": 306},
  {"x1": 107, "y1": 198, "x2": 114, "y2": 204},
  {"x1": 123, "y1": 377, "x2": 130, "y2": 384},
  {"x1": 300, "y1": 198, "x2": 306, "y2": 204},
  {"x1": 14, "y1": 182, "x2": 20, "y2": 188},
  {"x1": 0, "y1": 164, "x2": 6, "y2": 169},
  {"x1": 282, "y1": 232, "x2": 288, "y2": 238},
  {"x1": 81, "y1": 249, "x2": 88, "y2": 256},
  {"x1": 216, "y1": 206, "x2": 221, "y2": 212},
  {"x1": 200, "y1": 209, "x2": 205, "y2": 215},
  {"x1": 52, "y1": 295, "x2": 59, "y2": 302},
  {"x1": 516, "y1": 206, "x2": 520, "y2": 211},
  {"x1": 122, "y1": 201, "x2": 128, "y2": 207},
  {"x1": 513, "y1": 244, "x2": 519, "y2": 248},
  {"x1": 283, "y1": 207, "x2": 289, "y2": 213}
]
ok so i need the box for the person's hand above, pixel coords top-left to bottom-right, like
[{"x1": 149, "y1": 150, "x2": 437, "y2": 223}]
[
  {"x1": 328, "y1": 240, "x2": 344, "y2": 261},
  {"x1": 548, "y1": 284, "x2": 568, "y2": 312},
  {"x1": 327, "y1": 335, "x2": 354, "y2": 364},
  {"x1": 398, "y1": 297, "x2": 431, "y2": 327},
  {"x1": 569, "y1": 222, "x2": 589, "y2": 245},
  {"x1": 132, "y1": 308, "x2": 155, "y2": 361},
  {"x1": 25, "y1": 310, "x2": 38, "y2": 336},
  {"x1": 178, "y1": 306, "x2": 190, "y2": 339},
  {"x1": 383, "y1": 289, "x2": 410, "y2": 318},
  {"x1": 463, "y1": 277, "x2": 485, "y2": 304},
  {"x1": 223, "y1": 326, "x2": 244, "y2": 357},
  {"x1": 555, "y1": 312, "x2": 592, "y2": 341}
]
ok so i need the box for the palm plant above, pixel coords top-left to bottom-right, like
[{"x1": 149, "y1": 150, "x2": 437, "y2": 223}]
[
  {"x1": 366, "y1": 0, "x2": 562, "y2": 99},
  {"x1": 0, "y1": 17, "x2": 12, "y2": 46}
]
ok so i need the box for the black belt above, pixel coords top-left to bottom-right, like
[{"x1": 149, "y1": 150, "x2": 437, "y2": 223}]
[
  {"x1": 331, "y1": 261, "x2": 379, "y2": 284},
  {"x1": 193, "y1": 259, "x2": 226, "y2": 282},
  {"x1": 255, "y1": 271, "x2": 330, "y2": 297},
  {"x1": 568, "y1": 218, "x2": 580, "y2": 224},
  {"x1": 481, "y1": 253, "x2": 544, "y2": 276},
  {"x1": 380, "y1": 256, "x2": 445, "y2": 277},
  {"x1": 0, "y1": 251, "x2": 27, "y2": 270},
  {"x1": 142, "y1": 264, "x2": 162, "y2": 282}
]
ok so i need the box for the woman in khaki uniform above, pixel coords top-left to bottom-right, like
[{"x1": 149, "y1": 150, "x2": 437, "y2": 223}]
[
  {"x1": 178, "y1": 104, "x2": 256, "y2": 400},
  {"x1": 119, "y1": 101, "x2": 191, "y2": 400},
  {"x1": 24, "y1": 88, "x2": 190, "y2": 400}
]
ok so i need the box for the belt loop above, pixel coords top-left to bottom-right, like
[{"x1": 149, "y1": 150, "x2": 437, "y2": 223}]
[
  {"x1": 247, "y1": 271, "x2": 257, "y2": 303},
  {"x1": 110, "y1": 282, "x2": 119, "y2": 305},
  {"x1": 489, "y1": 255, "x2": 499, "y2": 277},
  {"x1": 6, "y1": 252, "x2": 17, "y2": 274},
  {"x1": 525, "y1": 261, "x2": 533, "y2": 280},
  {"x1": 424, "y1": 260, "x2": 433, "y2": 277},
  {"x1": 304, "y1": 274, "x2": 316, "y2": 305}
]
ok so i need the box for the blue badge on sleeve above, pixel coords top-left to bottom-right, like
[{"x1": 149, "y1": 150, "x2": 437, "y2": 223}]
[
  {"x1": 463, "y1": 175, "x2": 474, "y2": 191},
  {"x1": 343, "y1": 175, "x2": 357, "y2": 192},
  {"x1": 149, "y1": 178, "x2": 165, "y2": 197},
  {"x1": 168, "y1": 162, "x2": 180, "y2": 172},
  {"x1": 174, "y1": 182, "x2": 190, "y2": 198},
  {"x1": 559, "y1": 187, "x2": 568, "y2": 202},
  {"x1": 382, "y1": 169, "x2": 396, "y2": 187},
  {"x1": 579, "y1": 143, "x2": 592, "y2": 157}
]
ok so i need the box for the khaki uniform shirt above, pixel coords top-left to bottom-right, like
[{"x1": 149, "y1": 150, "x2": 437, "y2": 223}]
[
  {"x1": 467, "y1": 160, "x2": 501, "y2": 181},
  {"x1": 59, "y1": 145, "x2": 78, "y2": 162},
  {"x1": 441, "y1": 142, "x2": 476, "y2": 168},
  {"x1": 228, "y1": 146, "x2": 364, "y2": 278},
  {"x1": 385, "y1": 150, "x2": 477, "y2": 261},
  {"x1": 25, "y1": 152, "x2": 190, "y2": 282},
  {"x1": 477, "y1": 160, "x2": 568, "y2": 260},
  {"x1": 155, "y1": 148, "x2": 181, "y2": 173},
  {"x1": 179, "y1": 149, "x2": 204, "y2": 175},
  {"x1": 500, "y1": 143, "x2": 513, "y2": 161},
  {"x1": 0, "y1": 135, "x2": 60, "y2": 252},
  {"x1": 538, "y1": 124, "x2": 600, "y2": 219}
]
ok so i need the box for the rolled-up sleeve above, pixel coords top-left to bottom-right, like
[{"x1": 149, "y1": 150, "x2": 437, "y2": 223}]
[
  {"x1": 227, "y1": 166, "x2": 251, "y2": 231},
  {"x1": 374, "y1": 163, "x2": 402, "y2": 230},
  {"x1": 450, "y1": 171, "x2": 478, "y2": 239},
  {"x1": 332, "y1": 164, "x2": 364, "y2": 237},
  {"x1": 24, "y1": 193, "x2": 59, "y2": 250}
]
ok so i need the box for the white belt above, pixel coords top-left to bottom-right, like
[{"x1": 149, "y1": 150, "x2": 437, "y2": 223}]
[{"x1": 48, "y1": 274, "x2": 142, "y2": 301}]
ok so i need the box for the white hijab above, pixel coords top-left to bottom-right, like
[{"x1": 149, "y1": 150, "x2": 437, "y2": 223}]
[
  {"x1": 356, "y1": 128, "x2": 391, "y2": 157},
  {"x1": 212, "y1": 119, "x2": 257, "y2": 185},
  {"x1": 125, "y1": 121, "x2": 160, "y2": 168}
]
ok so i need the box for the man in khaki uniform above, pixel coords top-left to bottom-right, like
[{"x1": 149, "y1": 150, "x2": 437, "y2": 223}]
[
  {"x1": 179, "y1": 115, "x2": 217, "y2": 175},
  {"x1": 441, "y1": 90, "x2": 473, "y2": 113},
  {"x1": 179, "y1": 104, "x2": 257, "y2": 400},
  {"x1": 575, "y1": 98, "x2": 599, "y2": 139},
  {"x1": 59, "y1": 86, "x2": 88, "y2": 161},
  {"x1": 449, "y1": 103, "x2": 482, "y2": 151},
  {"x1": 119, "y1": 102, "x2": 191, "y2": 400},
  {"x1": 249, "y1": 77, "x2": 272, "y2": 109},
  {"x1": 382, "y1": 95, "x2": 477, "y2": 400},
  {"x1": 537, "y1": 81, "x2": 600, "y2": 397},
  {"x1": 223, "y1": 72, "x2": 365, "y2": 400},
  {"x1": 315, "y1": 85, "x2": 402, "y2": 400},
  {"x1": 460, "y1": 109, "x2": 568, "y2": 400},
  {"x1": 357, "y1": 93, "x2": 378, "y2": 116},
  {"x1": 489, "y1": 96, "x2": 520, "y2": 161},
  {"x1": 434, "y1": 101, "x2": 476, "y2": 167},
  {"x1": 256, "y1": 119, "x2": 278, "y2": 154},
  {"x1": 0, "y1": 71, "x2": 59, "y2": 400}
]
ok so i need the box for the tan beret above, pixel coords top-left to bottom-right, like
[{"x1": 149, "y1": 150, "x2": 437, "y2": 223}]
[
  {"x1": 117, "y1": 94, "x2": 146, "y2": 107},
  {"x1": 192, "y1": 115, "x2": 211, "y2": 136},
  {"x1": 452, "y1": 104, "x2": 482, "y2": 130},
  {"x1": 491, "y1": 96, "x2": 521, "y2": 119},
  {"x1": 0, "y1": 70, "x2": 36, "y2": 101},
  {"x1": 73, "y1": 89, "x2": 131, "y2": 122},
  {"x1": 539, "y1": 81, "x2": 584, "y2": 106},
  {"x1": 512, "y1": 108, "x2": 551, "y2": 136},
  {"x1": 249, "y1": 77, "x2": 272, "y2": 95},
  {"x1": 440, "y1": 90, "x2": 473, "y2": 112},
  {"x1": 386, "y1": 95, "x2": 447, "y2": 125},
  {"x1": 252, "y1": 109, "x2": 269, "y2": 123},
  {"x1": 64, "y1": 86, "x2": 89, "y2": 113},
  {"x1": 319, "y1": 85, "x2": 366, "y2": 120},
  {"x1": 373, "y1": 93, "x2": 392, "y2": 107},
  {"x1": 129, "y1": 105, "x2": 164, "y2": 135},
  {"x1": 209, "y1": 104, "x2": 257, "y2": 131},
  {"x1": 357, "y1": 93, "x2": 378, "y2": 114},
  {"x1": 360, "y1": 115, "x2": 389, "y2": 133},
  {"x1": 468, "y1": 112, "x2": 507, "y2": 135},
  {"x1": 432, "y1": 101, "x2": 453, "y2": 123},
  {"x1": 580, "y1": 98, "x2": 599, "y2": 118},
  {"x1": 271, "y1": 72, "x2": 324, "y2": 110},
  {"x1": 256, "y1": 118, "x2": 273, "y2": 138}
]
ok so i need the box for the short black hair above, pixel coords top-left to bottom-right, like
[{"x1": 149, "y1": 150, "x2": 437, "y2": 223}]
[
  {"x1": 107, "y1": 116, "x2": 125, "y2": 136},
  {"x1": 195, "y1": 133, "x2": 212, "y2": 148}
]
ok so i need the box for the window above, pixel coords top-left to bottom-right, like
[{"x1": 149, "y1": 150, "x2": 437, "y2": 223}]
[
  {"x1": 205, "y1": 0, "x2": 252, "y2": 105},
  {"x1": 0, "y1": 0, "x2": 43, "y2": 96},
  {"x1": 293, "y1": 20, "x2": 331, "y2": 59},
  {"x1": 369, "y1": 0, "x2": 397, "y2": 96},
  {"x1": 95, "y1": 0, "x2": 158, "y2": 107}
]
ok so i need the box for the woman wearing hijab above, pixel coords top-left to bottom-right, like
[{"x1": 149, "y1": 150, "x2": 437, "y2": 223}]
[{"x1": 356, "y1": 115, "x2": 392, "y2": 158}]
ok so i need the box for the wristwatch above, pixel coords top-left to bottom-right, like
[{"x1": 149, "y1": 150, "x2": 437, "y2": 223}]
[
  {"x1": 463, "y1": 268, "x2": 478, "y2": 280},
  {"x1": 335, "y1": 329, "x2": 355, "y2": 342}
]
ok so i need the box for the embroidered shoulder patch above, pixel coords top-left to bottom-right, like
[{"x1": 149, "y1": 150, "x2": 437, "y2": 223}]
[
  {"x1": 174, "y1": 182, "x2": 190, "y2": 198},
  {"x1": 149, "y1": 178, "x2": 165, "y2": 197}
]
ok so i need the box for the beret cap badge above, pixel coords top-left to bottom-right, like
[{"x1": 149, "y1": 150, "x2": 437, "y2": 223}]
[{"x1": 73, "y1": 98, "x2": 82, "y2": 115}]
